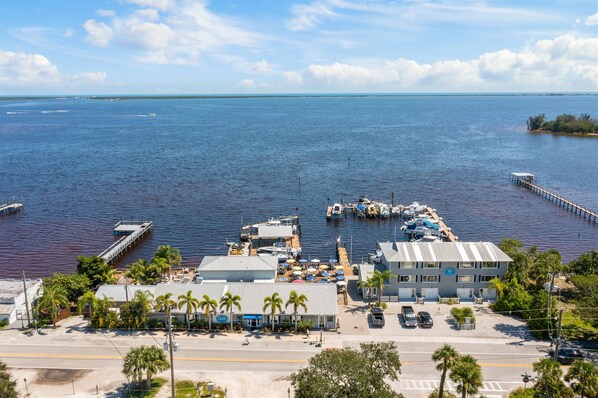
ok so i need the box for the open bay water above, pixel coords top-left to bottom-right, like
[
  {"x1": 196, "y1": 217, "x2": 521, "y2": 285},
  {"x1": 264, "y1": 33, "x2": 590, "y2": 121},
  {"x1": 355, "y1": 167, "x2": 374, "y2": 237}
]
[{"x1": 0, "y1": 94, "x2": 596, "y2": 278}]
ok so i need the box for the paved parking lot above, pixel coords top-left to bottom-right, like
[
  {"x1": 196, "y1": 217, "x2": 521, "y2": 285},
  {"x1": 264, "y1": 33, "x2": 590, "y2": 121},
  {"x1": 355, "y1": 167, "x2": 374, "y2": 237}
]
[{"x1": 340, "y1": 279, "x2": 534, "y2": 342}]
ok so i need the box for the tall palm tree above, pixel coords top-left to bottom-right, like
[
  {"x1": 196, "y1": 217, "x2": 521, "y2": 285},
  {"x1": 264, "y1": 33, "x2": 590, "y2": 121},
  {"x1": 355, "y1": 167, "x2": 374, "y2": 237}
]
[
  {"x1": 122, "y1": 345, "x2": 170, "y2": 391},
  {"x1": 285, "y1": 290, "x2": 308, "y2": 332},
  {"x1": 35, "y1": 285, "x2": 69, "y2": 327},
  {"x1": 121, "y1": 290, "x2": 153, "y2": 330},
  {"x1": 533, "y1": 357, "x2": 573, "y2": 398},
  {"x1": 449, "y1": 355, "x2": 483, "y2": 398},
  {"x1": 487, "y1": 277, "x2": 507, "y2": 299},
  {"x1": 177, "y1": 290, "x2": 200, "y2": 330},
  {"x1": 357, "y1": 278, "x2": 374, "y2": 306},
  {"x1": 432, "y1": 344, "x2": 460, "y2": 398},
  {"x1": 93, "y1": 295, "x2": 116, "y2": 328},
  {"x1": 564, "y1": 359, "x2": 598, "y2": 398},
  {"x1": 154, "y1": 292, "x2": 177, "y2": 325},
  {"x1": 77, "y1": 291, "x2": 98, "y2": 322},
  {"x1": 371, "y1": 269, "x2": 397, "y2": 305},
  {"x1": 263, "y1": 292, "x2": 283, "y2": 331},
  {"x1": 219, "y1": 292, "x2": 242, "y2": 331},
  {"x1": 199, "y1": 294, "x2": 218, "y2": 331}
]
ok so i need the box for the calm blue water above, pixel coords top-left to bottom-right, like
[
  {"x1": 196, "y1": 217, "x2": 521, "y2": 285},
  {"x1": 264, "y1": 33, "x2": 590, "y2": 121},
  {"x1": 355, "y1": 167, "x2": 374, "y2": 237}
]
[{"x1": 0, "y1": 95, "x2": 597, "y2": 277}]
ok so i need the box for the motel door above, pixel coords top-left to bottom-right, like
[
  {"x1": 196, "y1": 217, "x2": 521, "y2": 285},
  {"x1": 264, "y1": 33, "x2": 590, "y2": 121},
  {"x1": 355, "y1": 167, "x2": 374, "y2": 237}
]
[{"x1": 244, "y1": 314, "x2": 262, "y2": 328}]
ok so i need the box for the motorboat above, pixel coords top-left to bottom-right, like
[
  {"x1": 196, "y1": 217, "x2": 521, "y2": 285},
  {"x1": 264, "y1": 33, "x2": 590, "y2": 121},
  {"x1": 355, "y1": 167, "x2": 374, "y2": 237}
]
[
  {"x1": 356, "y1": 205, "x2": 366, "y2": 218},
  {"x1": 403, "y1": 217, "x2": 442, "y2": 240},
  {"x1": 366, "y1": 204, "x2": 378, "y2": 218},
  {"x1": 379, "y1": 204, "x2": 390, "y2": 218},
  {"x1": 331, "y1": 203, "x2": 343, "y2": 219}
]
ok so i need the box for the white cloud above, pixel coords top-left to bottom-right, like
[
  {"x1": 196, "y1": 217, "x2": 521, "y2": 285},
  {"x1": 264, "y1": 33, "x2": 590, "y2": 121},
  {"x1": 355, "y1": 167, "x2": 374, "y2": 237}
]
[
  {"x1": 82, "y1": 1, "x2": 258, "y2": 64},
  {"x1": 96, "y1": 9, "x2": 116, "y2": 17},
  {"x1": 0, "y1": 50, "x2": 107, "y2": 89},
  {"x1": 286, "y1": 1, "x2": 337, "y2": 31},
  {"x1": 238, "y1": 79, "x2": 257, "y2": 89},
  {"x1": 585, "y1": 12, "x2": 598, "y2": 26},
  {"x1": 83, "y1": 19, "x2": 113, "y2": 47},
  {"x1": 252, "y1": 60, "x2": 273, "y2": 73},
  {"x1": 283, "y1": 34, "x2": 598, "y2": 91},
  {"x1": 63, "y1": 28, "x2": 75, "y2": 38}
]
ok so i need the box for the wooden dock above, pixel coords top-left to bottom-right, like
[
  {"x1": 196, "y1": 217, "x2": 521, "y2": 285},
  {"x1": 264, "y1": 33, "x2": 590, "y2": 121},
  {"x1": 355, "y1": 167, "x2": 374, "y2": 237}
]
[
  {"x1": 425, "y1": 207, "x2": 458, "y2": 242},
  {"x1": 511, "y1": 173, "x2": 598, "y2": 223},
  {"x1": 99, "y1": 221, "x2": 153, "y2": 264},
  {"x1": 0, "y1": 202, "x2": 24, "y2": 215},
  {"x1": 337, "y1": 245, "x2": 354, "y2": 276}
]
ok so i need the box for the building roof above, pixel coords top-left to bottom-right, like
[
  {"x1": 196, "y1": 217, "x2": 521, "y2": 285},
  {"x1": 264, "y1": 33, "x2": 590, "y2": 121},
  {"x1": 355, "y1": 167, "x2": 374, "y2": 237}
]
[
  {"x1": 378, "y1": 242, "x2": 512, "y2": 263},
  {"x1": 0, "y1": 279, "x2": 42, "y2": 303},
  {"x1": 257, "y1": 225, "x2": 293, "y2": 238},
  {"x1": 153, "y1": 282, "x2": 338, "y2": 316},
  {"x1": 198, "y1": 256, "x2": 278, "y2": 272},
  {"x1": 95, "y1": 285, "x2": 156, "y2": 303}
]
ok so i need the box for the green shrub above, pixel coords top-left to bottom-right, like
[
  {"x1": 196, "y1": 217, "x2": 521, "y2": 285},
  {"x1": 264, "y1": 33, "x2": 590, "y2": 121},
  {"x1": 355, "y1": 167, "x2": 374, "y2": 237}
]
[{"x1": 450, "y1": 307, "x2": 475, "y2": 325}]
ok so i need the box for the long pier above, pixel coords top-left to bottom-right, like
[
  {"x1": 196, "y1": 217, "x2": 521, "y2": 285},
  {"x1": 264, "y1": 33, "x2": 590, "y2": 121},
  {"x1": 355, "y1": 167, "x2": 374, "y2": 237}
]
[
  {"x1": 425, "y1": 207, "x2": 458, "y2": 242},
  {"x1": 0, "y1": 201, "x2": 24, "y2": 215},
  {"x1": 99, "y1": 221, "x2": 153, "y2": 264},
  {"x1": 511, "y1": 173, "x2": 597, "y2": 223}
]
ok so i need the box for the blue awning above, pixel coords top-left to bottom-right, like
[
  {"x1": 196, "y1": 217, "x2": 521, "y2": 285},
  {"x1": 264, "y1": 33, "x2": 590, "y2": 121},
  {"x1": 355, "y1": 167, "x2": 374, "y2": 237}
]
[{"x1": 243, "y1": 314, "x2": 263, "y2": 320}]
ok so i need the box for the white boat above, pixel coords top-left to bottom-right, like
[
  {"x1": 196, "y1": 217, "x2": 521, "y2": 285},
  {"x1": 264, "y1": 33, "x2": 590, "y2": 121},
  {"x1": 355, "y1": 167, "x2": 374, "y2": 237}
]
[
  {"x1": 379, "y1": 204, "x2": 390, "y2": 218},
  {"x1": 331, "y1": 203, "x2": 343, "y2": 218}
]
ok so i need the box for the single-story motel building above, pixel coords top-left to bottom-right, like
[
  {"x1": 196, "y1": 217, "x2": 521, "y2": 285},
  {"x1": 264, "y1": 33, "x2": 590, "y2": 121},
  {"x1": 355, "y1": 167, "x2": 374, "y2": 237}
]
[
  {"x1": 96, "y1": 282, "x2": 338, "y2": 329},
  {"x1": 359, "y1": 241, "x2": 512, "y2": 302}
]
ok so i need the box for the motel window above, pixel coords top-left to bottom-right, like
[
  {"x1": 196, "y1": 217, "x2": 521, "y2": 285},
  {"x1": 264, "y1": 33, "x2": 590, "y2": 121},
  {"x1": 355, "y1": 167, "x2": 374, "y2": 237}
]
[
  {"x1": 400, "y1": 275, "x2": 416, "y2": 283},
  {"x1": 402, "y1": 262, "x2": 415, "y2": 269},
  {"x1": 422, "y1": 275, "x2": 439, "y2": 283},
  {"x1": 479, "y1": 275, "x2": 496, "y2": 282},
  {"x1": 460, "y1": 262, "x2": 473, "y2": 268},
  {"x1": 424, "y1": 262, "x2": 439, "y2": 269},
  {"x1": 482, "y1": 262, "x2": 498, "y2": 269},
  {"x1": 458, "y1": 275, "x2": 475, "y2": 283}
]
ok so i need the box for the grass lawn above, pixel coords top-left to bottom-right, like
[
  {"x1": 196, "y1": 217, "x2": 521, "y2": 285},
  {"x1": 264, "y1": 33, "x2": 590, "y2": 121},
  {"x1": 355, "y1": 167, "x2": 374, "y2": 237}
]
[
  {"x1": 561, "y1": 311, "x2": 598, "y2": 340},
  {"x1": 126, "y1": 378, "x2": 167, "y2": 398},
  {"x1": 175, "y1": 379, "x2": 226, "y2": 398}
]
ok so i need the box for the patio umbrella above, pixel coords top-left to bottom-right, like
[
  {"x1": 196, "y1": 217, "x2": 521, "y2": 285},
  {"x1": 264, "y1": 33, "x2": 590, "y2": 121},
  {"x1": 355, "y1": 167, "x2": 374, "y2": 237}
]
[
  {"x1": 307, "y1": 267, "x2": 317, "y2": 273},
  {"x1": 292, "y1": 266, "x2": 302, "y2": 271},
  {"x1": 299, "y1": 259, "x2": 308, "y2": 264},
  {"x1": 321, "y1": 271, "x2": 330, "y2": 277},
  {"x1": 280, "y1": 262, "x2": 289, "y2": 268},
  {"x1": 335, "y1": 265, "x2": 344, "y2": 270},
  {"x1": 311, "y1": 258, "x2": 320, "y2": 264},
  {"x1": 336, "y1": 270, "x2": 344, "y2": 275},
  {"x1": 319, "y1": 263, "x2": 328, "y2": 269},
  {"x1": 318, "y1": 279, "x2": 329, "y2": 283},
  {"x1": 328, "y1": 259, "x2": 338, "y2": 264},
  {"x1": 292, "y1": 270, "x2": 303, "y2": 276},
  {"x1": 336, "y1": 281, "x2": 346, "y2": 286},
  {"x1": 286, "y1": 259, "x2": 296, "y2": 264},
  {"x1": 278, "y1": 277, "x2": 289, "y2": 282},
  {"x1": 336, "y1": 275, "x2": 345, "y2": 281},
  {"x1": 292, "y1": 279, "x2": 306, "y2": 284},
  {"x1": 306, "y1": 275, "x2": 315, "y2": 281}
]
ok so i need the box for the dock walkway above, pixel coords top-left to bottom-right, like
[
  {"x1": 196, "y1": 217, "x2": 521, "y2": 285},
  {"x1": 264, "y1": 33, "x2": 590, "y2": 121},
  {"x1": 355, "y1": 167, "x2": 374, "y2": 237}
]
[
  {"x1": 99, "y1": 221, "x2": 153, "y2": 264},
  {"x1": 511, "y1": 173, "x2": 597, "y2": 223},
  {"x1": 337, "y1": 245, "x2": 354, "y2": 276},
  {"x1": 0, "y1": 202, "x2": 24, "y2": 215},
  {"x1": 425, "y1": 207, "x2": 458, "y2": 242}
]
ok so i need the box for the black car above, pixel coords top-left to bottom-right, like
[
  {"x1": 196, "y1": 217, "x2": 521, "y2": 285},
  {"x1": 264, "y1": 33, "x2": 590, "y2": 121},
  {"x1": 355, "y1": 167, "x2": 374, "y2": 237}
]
[
  {"x1": 417, "y1": 311, "x2": 433, "y2": 328},
  {"x1": 548, "y1": 348, "x2": 584, "y2": 364}
]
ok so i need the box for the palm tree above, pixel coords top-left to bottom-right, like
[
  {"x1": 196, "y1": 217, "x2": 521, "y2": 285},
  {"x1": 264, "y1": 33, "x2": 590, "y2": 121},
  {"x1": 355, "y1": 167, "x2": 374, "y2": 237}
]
[
  {"x1": 285, "y1": 290, "x2": 308, "y2": 332},
  {"x1": 35, "y1": 285, "x2": 69, "y2": 327},
  {"x1": 151, "y1": 257, "x2": 171, "y2": 280},
  {"x1": 177, "y1": 290, "x2": 200, "y2": 330},
  {"x1": 487, "y1": 277, "x2": 507, "y2": 299},
  {"x1": 121, "y1": 290, "x2": 153, "y2": 330},
  {"x1": 449, "y1": 355, "x2": 483, "y2": 398},
  {"x1": 153, "y1": 245, "x2": 182, "y2": 272},
  {"x1": 432, "y1": 344, "x2": 460, "y2": 398},
  {"x1": 199, "y1": 294, "x2": 218, "y2": 331},
  {"x1": 371, "y1": 269, "x2": 397, "y2": 305},
  {"x1": 564, "y1": 359, "x2": 598, "y2": 398},
  {"x1": 77, "y1": 291, "x2": 98, "y2": 322},
  {"x1": 154, "y1": 292, "x2": 177, "y2": 325},
  {"x1": 533, "y1": 357, "x2": 573, "y2": 398},
  {"x1": 92, "y1": 295, "x2": 116, "y2": 328},
  {"x1": 263, "y1": 292, "x2": 283, "y2": 331},
  {"x1": 357, "y1": 278, "x2": 374, "y2": 306},
  {"x1": 127, "y1": 259, "x2": 159, "y2": 285},
  {"x1": 122, "y1": 345, "x2": 170, "y2": 391},
  {"x1": 219, "y1": 292, "x2": 242, "y2": 331}
]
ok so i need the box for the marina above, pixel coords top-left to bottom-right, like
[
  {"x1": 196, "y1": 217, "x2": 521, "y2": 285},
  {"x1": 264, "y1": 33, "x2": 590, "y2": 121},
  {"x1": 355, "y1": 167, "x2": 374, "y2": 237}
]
[
  {"x1": 99, "y1": 221, "x2": 153, "y2": 264},
  {"x1": 0, "y1": 201, "x2": 24, "y2": 215},
  {"x1": 511, "y1": 173, "x2": 598, "y2": 224},
  {"x1": 239, "y1": 215, "x2": 302, "y2": 261}
]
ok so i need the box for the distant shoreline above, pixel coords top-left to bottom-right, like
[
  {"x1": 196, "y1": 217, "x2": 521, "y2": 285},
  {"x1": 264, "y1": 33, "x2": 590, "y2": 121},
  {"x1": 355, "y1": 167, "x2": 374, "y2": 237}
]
[
  {"x1": 1, "y1": 92, "x2": 597, "y2": 101},
  {"x1": 529, "y1": 129, "x2": 598, "y2": 138}
]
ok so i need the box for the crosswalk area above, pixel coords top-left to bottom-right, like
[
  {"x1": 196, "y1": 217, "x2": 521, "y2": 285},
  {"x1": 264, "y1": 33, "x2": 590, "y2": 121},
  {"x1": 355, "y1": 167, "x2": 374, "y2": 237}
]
[{"x1": 399, "y1": 379, "x2": 516, "y2": 395}]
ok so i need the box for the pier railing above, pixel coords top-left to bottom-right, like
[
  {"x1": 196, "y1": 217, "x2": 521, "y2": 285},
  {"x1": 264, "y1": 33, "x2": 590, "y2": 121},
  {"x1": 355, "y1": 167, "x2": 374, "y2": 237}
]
[
  {"x1": 511, "y1": 174, "x2": 597, "y2": 223},
  {"x1": 99, "y1": 221, "x2": 153, "y2": 264}
]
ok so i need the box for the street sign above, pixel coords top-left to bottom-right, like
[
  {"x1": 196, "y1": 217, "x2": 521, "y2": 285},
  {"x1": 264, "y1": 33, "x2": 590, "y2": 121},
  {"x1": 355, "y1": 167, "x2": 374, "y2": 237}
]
[{"x1": 522, "y1": 376, "x2": 529, "y2": 383}]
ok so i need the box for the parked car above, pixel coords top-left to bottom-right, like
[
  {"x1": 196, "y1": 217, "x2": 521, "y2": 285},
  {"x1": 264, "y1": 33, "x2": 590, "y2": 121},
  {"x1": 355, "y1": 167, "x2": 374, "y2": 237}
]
[
  {"x1": 548, "y1": 348, "x2": 584, "y2": 364},
  {"x1": 401, "y1": 306, "x2": 417, "y2": 327},
  {"x1": 370, "y1": 307, "x2": 385, "y2": 327},
  {"x1": 417, "y1": 311, "x2": 433, "y2": 328}
]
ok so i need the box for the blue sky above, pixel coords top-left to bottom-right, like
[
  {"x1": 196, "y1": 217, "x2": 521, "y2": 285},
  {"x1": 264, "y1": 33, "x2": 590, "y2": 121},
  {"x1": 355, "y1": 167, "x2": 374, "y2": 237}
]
[{"x1": 0, "y1": 0, "x2": 597, "y2": 94}]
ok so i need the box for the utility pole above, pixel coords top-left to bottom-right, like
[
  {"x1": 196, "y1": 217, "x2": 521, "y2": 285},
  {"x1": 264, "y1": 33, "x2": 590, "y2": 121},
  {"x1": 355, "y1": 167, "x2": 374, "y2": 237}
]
[
  {"x1": 553, "y1": 308, "x2": 564, "y2": 363},
  {"x1": 547, "y1": 273, "x2": 555, "y2": 338},
  {"x1": 168, "y1": 313, "x2": 175, "y2": 398},
  {"x1": 22, "y1": 271, "x2": 31, "y2": 327}
]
